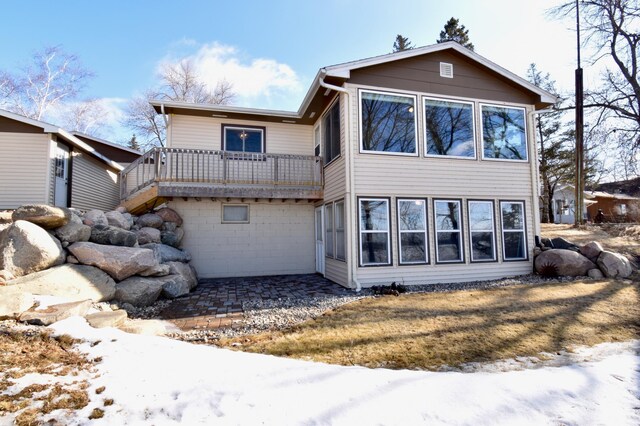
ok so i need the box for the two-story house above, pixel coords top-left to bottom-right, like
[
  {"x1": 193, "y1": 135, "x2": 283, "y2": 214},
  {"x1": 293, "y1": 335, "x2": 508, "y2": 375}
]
[{"x1": 120, "y1": 42, "x2": 555, "y2": 289}]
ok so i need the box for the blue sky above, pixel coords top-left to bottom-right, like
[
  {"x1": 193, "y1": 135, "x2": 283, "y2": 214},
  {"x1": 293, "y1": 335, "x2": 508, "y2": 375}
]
[{"x1": 1, "y1": 0, "x2": 579, "y2": 141}]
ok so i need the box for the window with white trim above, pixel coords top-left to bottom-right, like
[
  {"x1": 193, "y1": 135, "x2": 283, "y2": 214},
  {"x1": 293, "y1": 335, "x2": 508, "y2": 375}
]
[
  {"x1": 323, "y1": 100, "x2": 341, "y2": 164},
  {"x1": 325, "y1": 203, "x2": 334, "y2": 258},
  {"x1": 314, "y1": 125, "x2": 321, "y2": 157},
  {"x1": 360, "y1": 90, "x2": 417, "y2": 155},
  {"x1": 481, "y1": 105, "x2": 527, "y2": 161},
  {"x1": 397, "y1": 199, "x2": 428, "y2": 264},
  {"x1": 501, "y1": 201, "x2": 527, "y2": 260},
  {"x1": 424, "y1": 98, "x2": 475, "y2": 158},
  {"x1": 434, "y1": 199, "x2": 463, "y2": 263},
  {"x1": 359, "y1": 198, "x2": 391, "y2": 266},
  {"x1": 223, "y1": 125, "x2": 264, "y2": 153},
  {"x1": 335, "y1": 201, "x2": 345, "y2": 261},
  {"x1": 468, "y1": 200, "x2": 496, "y2": 262},
  {"x1": 222, "y1": 204, "x2": 249, "y2": 223}
]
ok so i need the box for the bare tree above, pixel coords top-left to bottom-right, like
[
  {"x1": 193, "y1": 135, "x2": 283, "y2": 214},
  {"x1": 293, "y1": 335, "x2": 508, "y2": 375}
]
[
  {"x1": 59, "y1": 99, "x2": 111, "y2": 137},
  {"x1": 0, "y1": 71, "x2": 17, "y2": 102},
  {"x1": 1, "y1": 46, "x2": 93, "y2": 120},
  {"x1": 122, "y1": 90, "x2": 165, "y2": 150}
]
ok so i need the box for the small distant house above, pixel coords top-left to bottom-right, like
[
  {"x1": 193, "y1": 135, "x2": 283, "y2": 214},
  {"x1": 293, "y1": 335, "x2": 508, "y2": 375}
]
[
  {"x1": 550, "y1": 184, "x2": 594, "y2": 224},
  {"x1": 0, "y1": 109, "x2": 138, "y2": 211},
  {"x1": 585, "y1": 191, "x2": 640, "y2": 222}
]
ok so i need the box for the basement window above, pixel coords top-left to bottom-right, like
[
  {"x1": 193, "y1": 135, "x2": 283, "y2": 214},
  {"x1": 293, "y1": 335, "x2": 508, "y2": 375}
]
[{"x1": 222, "y1": 204, "x2": 249, "y2": 223}]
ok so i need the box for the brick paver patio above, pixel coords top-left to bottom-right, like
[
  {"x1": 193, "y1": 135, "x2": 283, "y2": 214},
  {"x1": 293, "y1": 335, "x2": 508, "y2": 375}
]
[{"x1": 160, "y1": 274, "x2": 353, "y2": 331}]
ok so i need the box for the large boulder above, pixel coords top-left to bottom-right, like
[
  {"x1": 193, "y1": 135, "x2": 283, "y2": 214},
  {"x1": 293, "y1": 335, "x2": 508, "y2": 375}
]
[
  {"x1": 1, "y1": 264, "x2": 116, "y2": 302},
  {"x1": 122, "y1": 213, "x2": 134, "y2": 229},
  {"x1": 53, "y1": 213, "x2": 91, "y2": 243},
  {"x1": 105, "y1": 211, "x2": 131, "y2": 230},
  {"x1": 83, "y1": 210, "x2": 108, "y2": 227},
  {"x1": 0, "y1": 220, "x2": 65, "y2": 278},
  {"x1": 142, "y1": 243, "x2": 191, "y2": 263},
  {"x1": 160, "y1": 231, "x2": 179, "y2": 248},
  {"x1": 90, "y1": 225, "x2": 137, "y2": 247},
  {"x1": 157, "y1": 274, "x2": 190, "y2": 299},
  {"x1": 12, "y1": 205, "x2": 71, "y2": 229},
  {"x1": 155, "y1": 207, "x2": 183, "y2": 226},
  {"x1": 550, "y1": 237, "x2": 580, "y2": 252},
  {"x1": 68, "y1": 242, "x2": 157, "y2": 281},
  {"x1": 534, "y1": 249, "x2": 596, "y2": 277},
  {"x1": 115, "y1": 277, "x2": 164, "y2": 307},
  {"x1": 166, "y1": 261, "x2": 198, "y2": 290},
  {"x1": 580, "y1": 241, "x2": 604, "y2": 262},
  {"x1": 19, "y1": 299, "x2": 92, "y2": 326},
  {"x1": 85, "y1": 310, "x2": 128, "y2": 328},
  {"x1": 136, "y1": 227, "x2": 161, "y2": 245},
  {"x1": 597, "y1": 251, "x2": 633, "y2": 278},
  {"x1": 0, "y1": 292, "x2": 34, "y2": 320},
  {"x1": 137, "y1": 213, "x2": 163, "y2": 229},
  {"x1": 138, "y1": 263, "x2": 171, "y2": 277}
]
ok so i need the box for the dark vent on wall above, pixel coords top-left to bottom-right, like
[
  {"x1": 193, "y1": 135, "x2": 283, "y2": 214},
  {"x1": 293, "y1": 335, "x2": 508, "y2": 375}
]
[{"x1": 440, "y1": 62, "x2": 454, "y2": 78}]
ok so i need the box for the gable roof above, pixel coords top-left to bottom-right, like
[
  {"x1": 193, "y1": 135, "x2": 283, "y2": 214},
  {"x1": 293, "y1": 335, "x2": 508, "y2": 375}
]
[
  {"x1": 0, "y1": 108, "x2": 124, "y2": 171},
  {"x1": 153, "y1": 42, "x2": 557, "y2": 125},
  {"x1": 72, "y1": 132, "x2": 142, "y2": 164}
]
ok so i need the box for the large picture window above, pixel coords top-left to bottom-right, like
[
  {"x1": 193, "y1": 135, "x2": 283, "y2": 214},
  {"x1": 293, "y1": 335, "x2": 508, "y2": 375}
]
[
  {"x1": 335, "y1": 201, "x2": 345, "y2": 261},
  {"x1": 359, "y1": 198, "x2": 391, "y2": 266},
  {"x1": 360, "y1": 90, "x2": 417, "y2": 155},
  {"x1": 501, "y1": 201, "x2": 527, "y2": 260},
  {"x1": 424, "y1": 98, "x2": 475, "y2": 158},
  {"x1": 434, "y1": 199, "x2": 463, "y2": 263},
  {"x1": 397, "y1": 199, "x2": 428, "y2": 264},
  {"x1": 223, "y1": 126, "x2": 264, "y2": 153},
  {"x1": 481, "y1": 105, "x2": 527, "y2": 161},
  {"x1": 323, "y1": 100, "x2": 341, "y2": 164},
  {"x1": 468, "y1": 200, "x2": 496, "y2": 262},
  {"x1": 325, "y1": 203, "x2": 334, "y2": 258}
]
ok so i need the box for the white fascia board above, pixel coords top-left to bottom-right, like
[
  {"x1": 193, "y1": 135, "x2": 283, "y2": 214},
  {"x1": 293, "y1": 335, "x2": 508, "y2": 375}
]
[{"x1": 150, "y1": 100, "x2": 301, "y2": 119}]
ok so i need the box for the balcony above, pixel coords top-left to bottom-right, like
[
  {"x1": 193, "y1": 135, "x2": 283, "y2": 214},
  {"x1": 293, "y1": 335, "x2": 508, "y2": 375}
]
[{"x1": 120, "y1": 148, "x2": 323, "y2": 213}]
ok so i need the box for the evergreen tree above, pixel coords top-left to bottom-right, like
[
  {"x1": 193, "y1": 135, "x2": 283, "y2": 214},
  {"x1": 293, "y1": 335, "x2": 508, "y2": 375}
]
[
  {"x1": 437, "y1": 17, "x2": 474, "y2": 51},
  {"x1": 392, "y1": 34, "x2": 413, "y2": 52},
  {"x1": 127, "y1": 134, "x2": 141, "y2": 151}
]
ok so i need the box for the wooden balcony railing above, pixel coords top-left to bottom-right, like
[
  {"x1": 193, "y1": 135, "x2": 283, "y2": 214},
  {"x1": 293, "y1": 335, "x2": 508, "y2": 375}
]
[{"x1": 120, "y1": 148, "x2": 323, "y2": 200}]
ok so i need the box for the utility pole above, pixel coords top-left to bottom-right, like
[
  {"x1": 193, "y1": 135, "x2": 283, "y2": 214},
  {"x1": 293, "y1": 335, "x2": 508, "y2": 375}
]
[{"x1": 574, "y1": 0, "x2": 585, "y2": 226}]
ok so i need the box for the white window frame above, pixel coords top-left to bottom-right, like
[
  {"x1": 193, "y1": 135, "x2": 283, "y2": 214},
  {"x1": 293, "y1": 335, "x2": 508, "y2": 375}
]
[
  {"x1": 322, "y1": 97, "x2": 341, "y2": 166},
  {"x1": 479, "y1": 103, "x2": 528, "y2": 162},
  {"x1": 222, "y1": 125, "x2": 265, "y2": 153},
  {"x1": 335, "y1": 200, "x2": 346, "y2": 261},
  {"x1": 325, "y1": 203, "x2": 334, "y2": 258},
  {"x1": 359, "y1": 198, "x2": 391, "y2": 266},
  {"x1": 500, "y1": 200, "x2": 528, "y2": 261},
  {"x1": 423, "y1": 96, "x2": 477, "y2": 160},
  {"x1": 433, "y1": 199, "x2": 464, "y2": 264},
  {"x1": 221, "y1": 204, "x2": 250, "y2": 224},
  {"x1": 359, "y1": 89, "x2": 418, "y2": 157},
  {"x1": 314, "y1": 124, "x2": 321, "y2": 157},
  {"x1": 467, "y1": 200, "x2": 497, "y2": 262},
  {"x1": 397, "y1": 198, "x2": 429, "y2": 265}
]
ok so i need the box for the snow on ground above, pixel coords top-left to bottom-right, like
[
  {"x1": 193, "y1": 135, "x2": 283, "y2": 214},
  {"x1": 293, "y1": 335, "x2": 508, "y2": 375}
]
[{"x1": 19, "y1": 317, "x2": 639, "y2": 425}]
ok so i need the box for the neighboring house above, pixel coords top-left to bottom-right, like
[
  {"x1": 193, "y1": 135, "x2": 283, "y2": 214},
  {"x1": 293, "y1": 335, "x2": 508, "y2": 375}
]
[
  {"x1": 595, "y1": 177, "x2": 640, "y2": 198},
  {"x1": 550, "y1": 184, "x2": 595, "y2": 224},
  {"x1": 585, "y1": 191, "x2": 640, "y2": 222},
  {"x1": 121, "y1": 42, "x2": 556, "y2": 288},
  {"x1": 72, "y1": 132, "x2": 141, "y2": 169},
  {"x1": 0, "y1": 109, "x2": 130, "y2": 211}
]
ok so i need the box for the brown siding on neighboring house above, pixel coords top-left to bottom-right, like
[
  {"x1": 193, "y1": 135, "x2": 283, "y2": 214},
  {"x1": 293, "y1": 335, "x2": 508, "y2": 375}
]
[
  {"x1": 70, "y1": 151, "x2": 120, "y2": 211},
  {"x1": 348, "y1": 50, "x2": 539, "y2": 106}
]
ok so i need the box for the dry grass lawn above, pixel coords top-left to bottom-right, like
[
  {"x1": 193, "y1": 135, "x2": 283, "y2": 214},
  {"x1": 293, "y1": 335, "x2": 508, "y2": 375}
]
[{"x1": 222, "y1": 280, "x2": 639, "y2": 370}]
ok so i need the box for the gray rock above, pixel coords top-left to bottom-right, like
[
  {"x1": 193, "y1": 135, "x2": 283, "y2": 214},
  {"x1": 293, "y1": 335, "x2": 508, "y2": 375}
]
[
  {"x1": 66, "y1": 255, "x2": 79, "y2": 264},
  {"x1": 105, "y1": 211, "x2": 131, "y2": 230},
  {"x1": 142, "y1": 243, "x2": 191, "y2": 263},
  {"x1": 2, "y1": 264, "x2": 116, "y2": 302},
  {"x1": 137, "y1": 213, "x2": 163, "y2": 229},
  {"x1": 136, "y1": 227, "x2": 161, "y2": 245},
  {"x1": 68, "y1": 242, "x2": 157, "y2": 281},
  {"x1": 588, "y1": 268, "x2": 604, "y2": 279},
  {"x1": 534, "y1": 249, "x2": 596, "y2": 277},
  {"x1": 122, "y1": 213, "x2": 134, "y2": 229},
  {"x1": 138, "y1": 263, "x2": 171, "y2": 277},
  {"x1": 580, "y1": 241, "x2": 604, "y2": 262},
  {"x1": 155, "y1": 207, "x2": 183, "y2": 226},
  {"x1": 116, "y1": 206, "x2": 128, "y2": 214},
  {"x1": 160, "y1": 231, "x2": 179, "y2": 247},
  {"x1": 118, "y1": 319, "x2": 179, "y2": 336},
  {"x1": 0, "y1": 220, "x2": 65, "y2": 278},
  {"x1": 597, "y1": 251, "x2": 633, "y2": 278},
  {"x1": 90, "y1": 225, "x2": 137, "y2": 247},
  {"x1": 85, "y1": 310, "x2": 128, "y2": 328},
  {"x1": 19, "y1": 299, "x2": 92, "y2": 326},
  {"x1": 54, "y1": 213, "x2": 91, "y2": 243},
  {"x1": 157, "y1": 274, "x2": 190, "y2": 299},
  {"x1": 166, "y1": 261, "x2": 198, "y2": 290},
  {"x1": 83, "y1": 209, "x2": 109, "y2": 227},
  {"x1": 12, "y1": 204, "x2": 71, "y2": 229},
  {"x1": 115, "y1": 276, "x2": 164, "y2": 307},
  {"x1": 550, "y1": 237, "x2": 580, "y2": 252},
  {"x1": 0, "y1": 292, "x2": 34, "y2": 319},
  {"x1": 161, "y1": 222, "x2": 177, "y2": 232}
]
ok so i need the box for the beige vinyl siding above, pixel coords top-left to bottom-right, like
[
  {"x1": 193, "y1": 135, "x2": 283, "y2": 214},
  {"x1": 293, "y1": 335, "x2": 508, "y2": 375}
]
[
  {"x1": 0, "y1": 133, "x2": 50, "y2": 209},
  {"x1": 170, "y1": 199, "x2": 315, "y2": 278},
  {"x1": 169, "y1": 115, "x2": 314, "y2": 155},
  {"x1": 325, "y1": 258, "x2": 348, "y2": 287},
  {"x1": 70, "y1": 151, "x2": 120, "y2": 211}
]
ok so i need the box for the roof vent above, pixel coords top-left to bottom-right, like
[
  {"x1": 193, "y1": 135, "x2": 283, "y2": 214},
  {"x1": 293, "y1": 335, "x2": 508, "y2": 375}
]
[{"x1": 440, "y1": 62, "x2": 454, "y2": 78}]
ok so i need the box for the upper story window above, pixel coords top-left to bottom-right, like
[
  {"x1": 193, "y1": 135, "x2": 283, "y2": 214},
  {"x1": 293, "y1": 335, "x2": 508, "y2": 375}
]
[
  {"x1": 360, "y1": 90, "x2": 417, "y2": 155},
  {"x1": 323, "y1": 100, "x2": 341, "y2": 164},
  {"x1": 481, "y1": 105, "x2": 527, "y2": 161},
  {"x1": 424, "y1": 98, "x2": 475, "y2": 158},
  {"x1": 223, "y1": 125, "x2": 265, "y2": 153}
]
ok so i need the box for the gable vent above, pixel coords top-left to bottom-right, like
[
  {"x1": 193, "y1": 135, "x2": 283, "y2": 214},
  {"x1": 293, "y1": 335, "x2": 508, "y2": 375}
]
[{"x1": 440, "y1": 62, "x2": 454, "y2": 78}]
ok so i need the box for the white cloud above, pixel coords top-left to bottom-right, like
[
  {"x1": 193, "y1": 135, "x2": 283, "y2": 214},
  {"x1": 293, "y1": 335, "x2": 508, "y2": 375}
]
[{"x1": 160, "y1": 42, "x2": 304, "y2": 110}]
